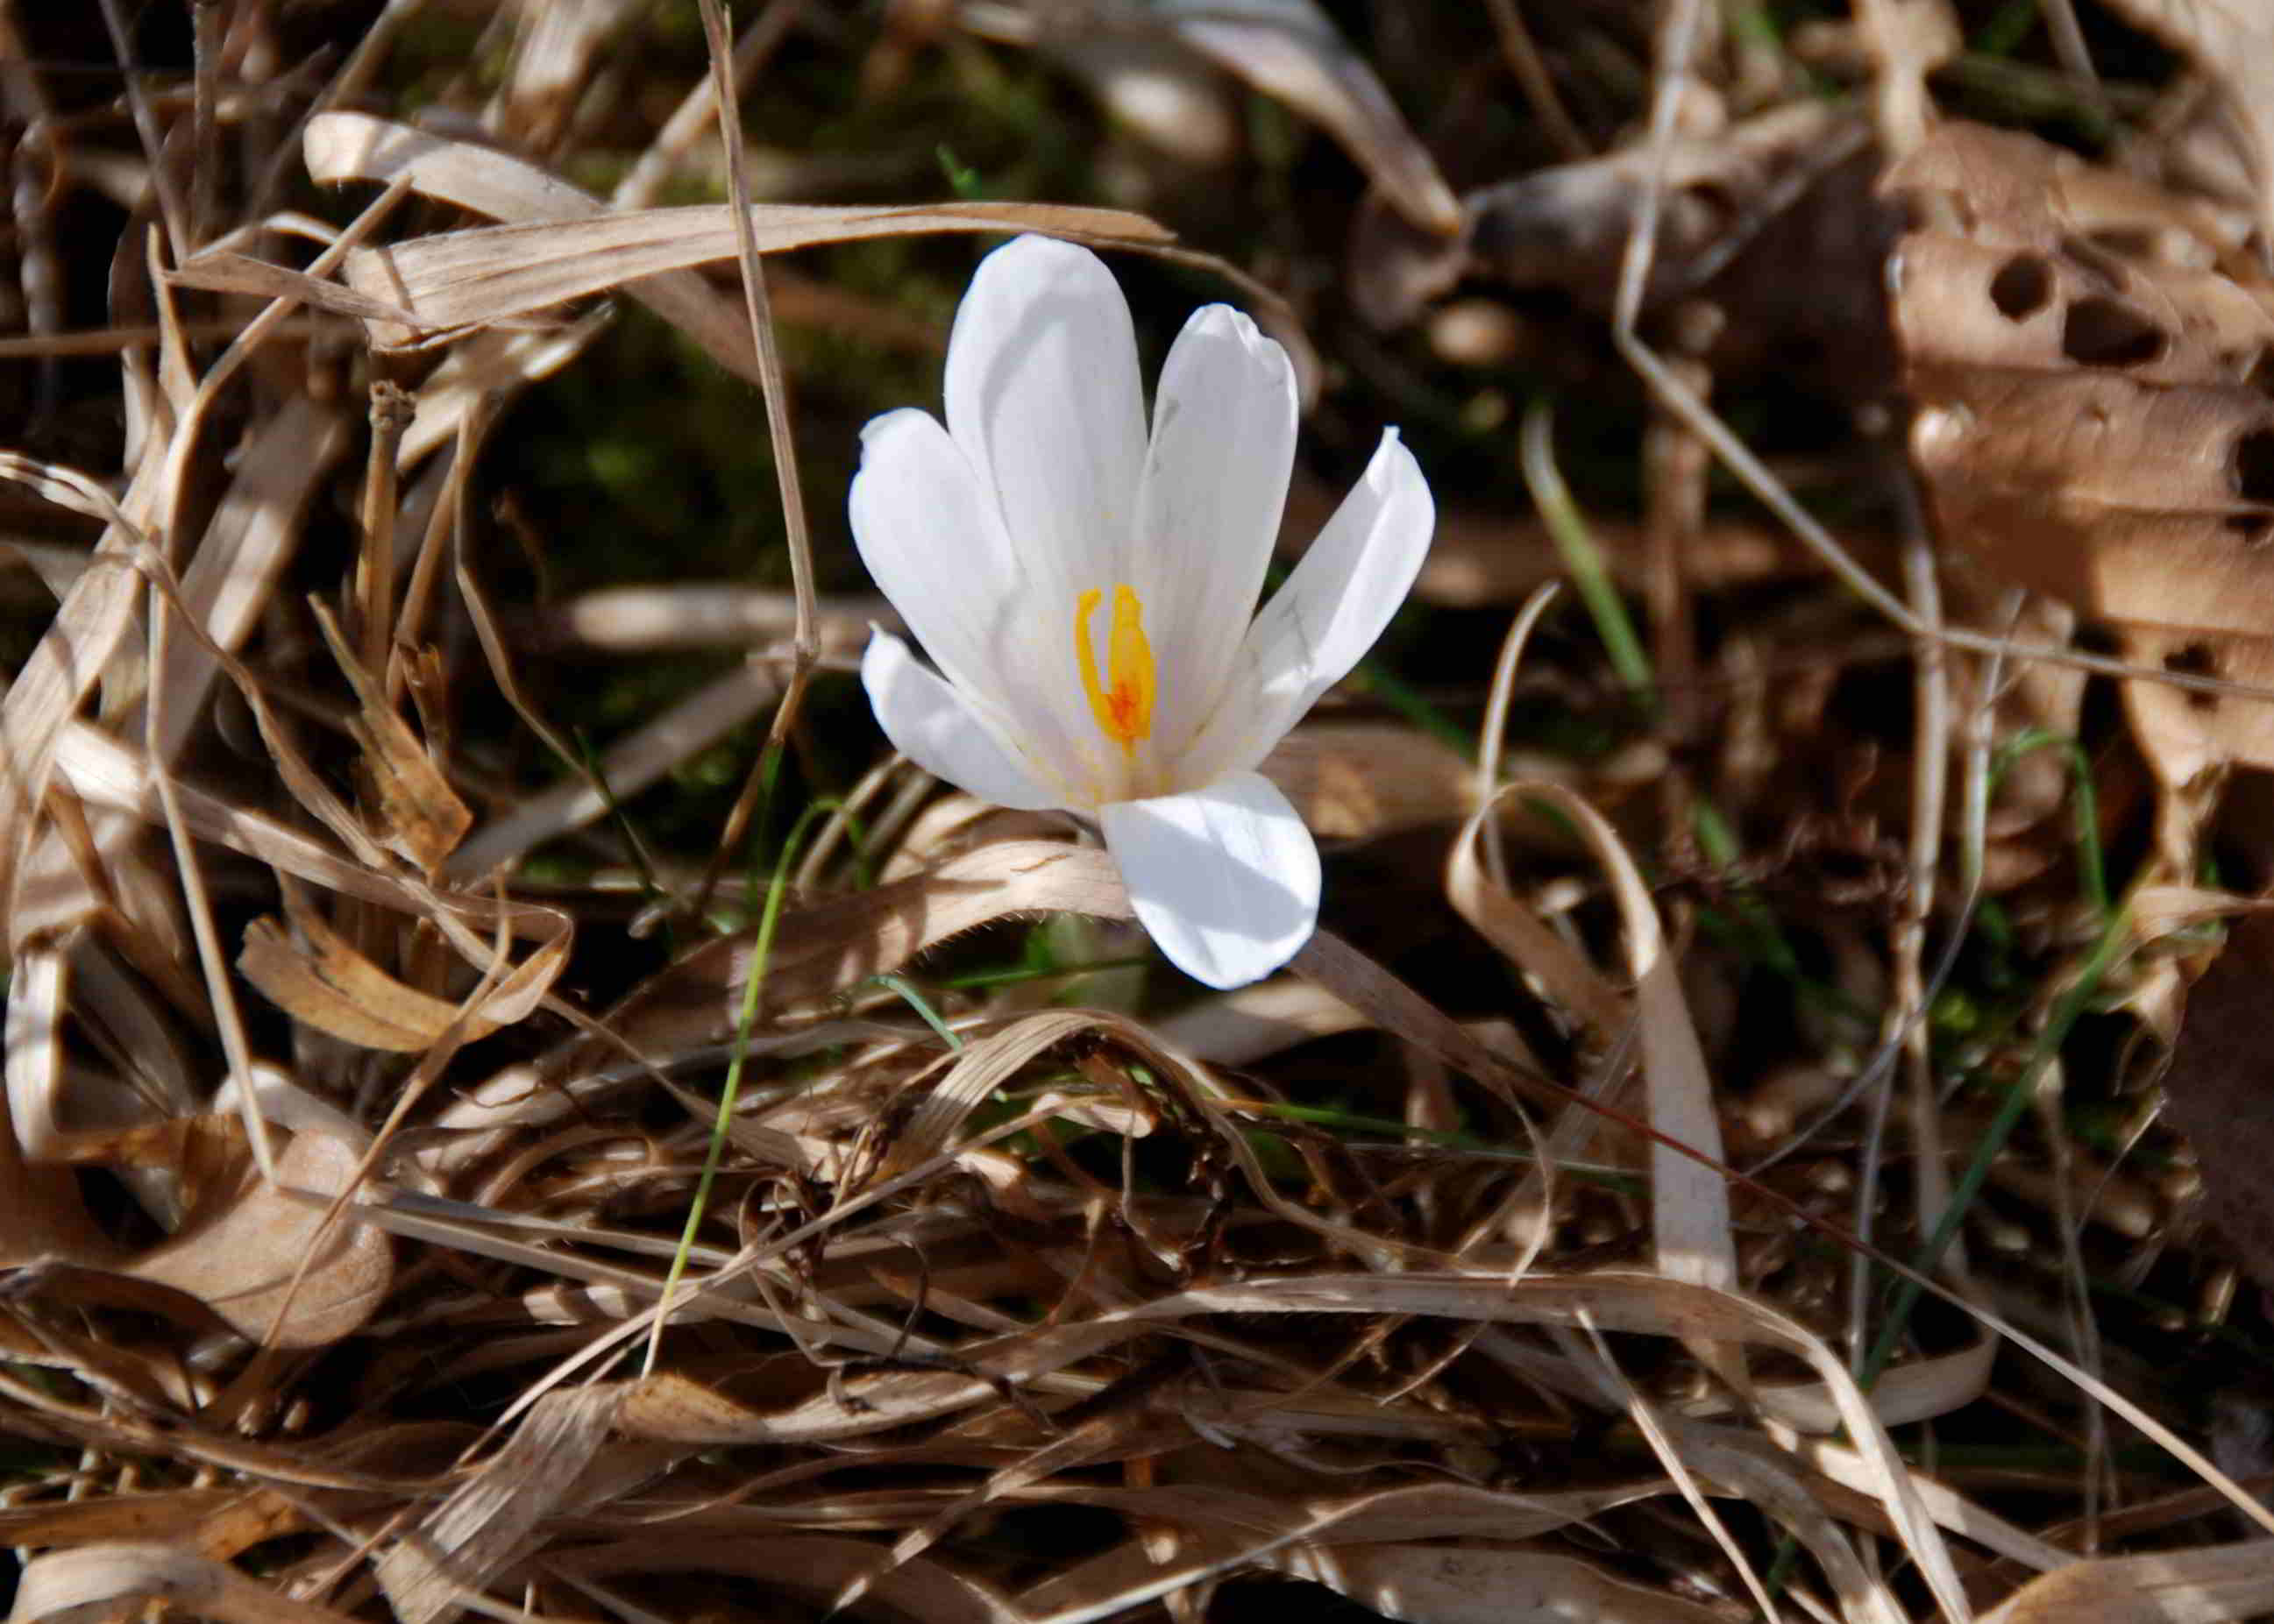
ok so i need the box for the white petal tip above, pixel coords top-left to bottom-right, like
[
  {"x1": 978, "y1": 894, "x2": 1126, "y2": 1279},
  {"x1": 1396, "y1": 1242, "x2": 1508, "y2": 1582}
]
[{"x1": 1102, "y1": 773, "x2": 1321, "y2": 990}]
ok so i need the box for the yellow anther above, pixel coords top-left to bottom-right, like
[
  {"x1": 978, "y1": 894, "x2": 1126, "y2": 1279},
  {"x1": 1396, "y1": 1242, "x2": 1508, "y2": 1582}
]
[{"x1": 1075, "y1": 583, "x2": 1156, "y2": 759}]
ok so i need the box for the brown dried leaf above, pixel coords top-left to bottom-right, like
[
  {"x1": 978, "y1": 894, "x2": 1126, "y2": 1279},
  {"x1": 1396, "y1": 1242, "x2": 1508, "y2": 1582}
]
[
  {"x1": 1887, "y1": 123, "x2": 2274, "y2": 783},
  {"x1": 1353, "y1": 101, "x2": 1868, "y2": 329},
  {"x1": 973, "y1": 0, "x2": 1455, "y2": 234},
  {"x1": 128, "y1": 1131, "x2": 393, "y2": 1347},
  {"x1": 615, "y1": 1367, "x2": 1001, "y2": 1447},
  {"x1": 0, "y1": 1489, "x2": 295, "y2": 1551}
]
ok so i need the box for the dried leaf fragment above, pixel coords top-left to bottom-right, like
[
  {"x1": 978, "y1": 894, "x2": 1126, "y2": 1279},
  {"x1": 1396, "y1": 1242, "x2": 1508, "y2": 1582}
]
[
  {"x1": 316, "y1": 605, "x2": 471, "y2": 871},
  {"x1": 128, "y1": 1130, "x2": 392, "y2": 1346},
  {"x1": 239, "y1": 912, "x2": 480, "y2": 1053}
]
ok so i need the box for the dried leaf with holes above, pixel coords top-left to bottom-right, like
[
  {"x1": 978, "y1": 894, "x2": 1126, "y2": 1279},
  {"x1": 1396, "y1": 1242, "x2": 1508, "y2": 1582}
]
[{"x1": 1886, "y1": 122, "x2": 2274, "y2": 786}]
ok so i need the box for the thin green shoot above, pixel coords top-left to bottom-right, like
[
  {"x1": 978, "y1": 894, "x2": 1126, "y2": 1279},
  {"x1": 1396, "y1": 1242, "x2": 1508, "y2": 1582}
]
[
  {"x1": 642, "y1": 791, "x2": 835, "y2": 1376},
  {"x1": 1237, "y1": 1100, "x2": 1643, "y2": 1192},
  {"x1": 866, "y1": 971, "x2": 963, "y2": 1052},
  {"x1": 942, "y1": 953, "x2": 1155, "y2": 991},
  {"x1": 1519, "y1": 397, "x2": 1655, "y2": 704},
  {"x1": 1992, "y1": 728, "x2": 2110, "y2": 921},
  {"x1": 935, "y1": 145, "x2": 982, "y2": 198}
]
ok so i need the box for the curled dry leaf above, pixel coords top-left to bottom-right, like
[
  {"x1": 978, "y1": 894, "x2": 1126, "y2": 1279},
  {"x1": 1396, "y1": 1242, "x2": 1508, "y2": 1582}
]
[
  {"x1": 1153, "y1": 976, "x2": 1368, "y2": 1066},
  {"x1": 128, "y1": 1129, "x2": 392, "y2": 1347},
  {"x1": 1148, "y1": 0, "x2": 1459, "y2": 235},
  {"x1": 1886, "y1": 122, "x2": 2274, "y2": 785},
  {"x1": 1449, "y1": 782, "x2": 1741, "y2": 1390},
  {"x1": 240, "y1": 908, "x2": 499, "y2": 1054}
]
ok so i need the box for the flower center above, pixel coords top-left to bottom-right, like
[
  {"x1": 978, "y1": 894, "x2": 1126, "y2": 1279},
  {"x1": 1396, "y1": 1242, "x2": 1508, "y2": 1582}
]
[{"x1": 1075, "y1": 583, "x2": 1155, "y2": 761}]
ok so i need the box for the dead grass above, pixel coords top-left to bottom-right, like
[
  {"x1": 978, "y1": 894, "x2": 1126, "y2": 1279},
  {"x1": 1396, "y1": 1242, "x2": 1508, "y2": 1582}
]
[{"x1": 4, "y1": 3, "x2": 2274, "y2": 1621}]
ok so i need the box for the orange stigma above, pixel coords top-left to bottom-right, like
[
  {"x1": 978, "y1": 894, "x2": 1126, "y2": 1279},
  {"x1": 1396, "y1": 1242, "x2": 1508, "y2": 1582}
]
[{"x1": 1075, "y1": 584, "x2": 1156, "y2": 760}]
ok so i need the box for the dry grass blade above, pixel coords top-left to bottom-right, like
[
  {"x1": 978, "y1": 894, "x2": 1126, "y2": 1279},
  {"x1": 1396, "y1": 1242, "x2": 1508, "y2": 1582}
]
[
  {"x1": 165, "y1": 247, "x2": 426, "y2": 326},
  {"x1": 0, "y1": 454, "x2": 149, "y2": 918},
  {"x1": 1446, "y1": 788, "x2": 1627, "y2": 1033},
  {"x1": 1979, "y1": 1538, "x2": 2274, "y2": 1624},
  {"x1": 374, "y1": 1384, "x2": 626, "y2": 1624},
  {"x1": 11, "y1": 1543, "x2": 362, "y2": 1624},
  {"x1": 444, "y1": 657, "x2": 791, "y2": 881},
  {"x1": 998, "y1": 1271, "x2": 1971, "y2": 1620},
  {"x1": 1451, "y1": 782, "x2": 1737, "y2": 1313},
  {"x1": 337, "y1": 202, "x2": 1172, "y2": 347},
  {"x1": 304, "y1": 110, "x2": 766, "y2": 384},
  {"x1": 1264, "y1": 1544, "x2": 1729, "y2": 1624}
]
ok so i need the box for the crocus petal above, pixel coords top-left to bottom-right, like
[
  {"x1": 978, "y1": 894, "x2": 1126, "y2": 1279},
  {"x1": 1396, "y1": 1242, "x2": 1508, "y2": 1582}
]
[
  {"x1": 1133, "y1": 304, "x2": 1299, "y2": 763},
  {"x1": 1100, "y1": 770, "x2": 1320, "y2": 989},
  {"x1": 946, "y1": 236, "x2": 1148, "y2": 596},
  {"x1": 1179, "y1": 429, "x2": 1434, "y2": 784},
  {"x1": 862, "y1": 630, "x2": 1062, "y2": 812},
  {"x1": 850, "y1": 407, "x2": 1095, "y2": 776},
  {"x1": 849, "y1": 407, "x2": 1020, "y2": 699}
]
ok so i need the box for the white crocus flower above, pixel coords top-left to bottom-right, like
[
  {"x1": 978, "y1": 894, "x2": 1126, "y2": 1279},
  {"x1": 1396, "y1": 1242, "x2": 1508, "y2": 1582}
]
[{"x1": 853, "y1": 235, "x2": 1433, "y2": 989}]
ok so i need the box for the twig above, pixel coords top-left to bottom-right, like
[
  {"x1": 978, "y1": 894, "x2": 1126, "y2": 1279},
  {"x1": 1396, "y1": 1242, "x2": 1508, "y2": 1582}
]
[{"x1": 688, "y1": 0, "x2": 820, "y2": 923}]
